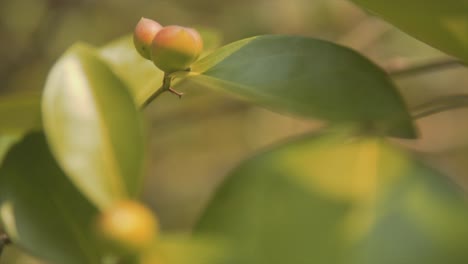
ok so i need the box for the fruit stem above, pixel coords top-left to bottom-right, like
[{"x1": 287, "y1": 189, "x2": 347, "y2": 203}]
[
  {"x1": 141, "y1": 72, "x2": 184, "y2": 108},
  {"x1": 168, "y1": 87, "x2": 184, "y2": 98}
]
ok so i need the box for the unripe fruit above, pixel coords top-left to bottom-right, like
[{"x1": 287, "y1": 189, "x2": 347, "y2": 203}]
[
  {"x1": 151, "y1": 25, "x2": 203, "y2": 73},
  {"x1": 134, "y1": 17, "x2": 163, "y2": 60},
  {"x1": 96, "y1": 200, "x2": 159, "y2": 253}
]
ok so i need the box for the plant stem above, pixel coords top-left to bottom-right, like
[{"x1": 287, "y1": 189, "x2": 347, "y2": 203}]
[
  {"x1": 411, "y1": 95, "x2": 468, "y2": 119},
  {"x1": 387, "y1": 57, "x2": 465, "y2": 77},
  {"x1": 141, "y1": 73, "x2": 183, "y2": 108},
  {"x1": 0, "y1": 232, "x2": 11, "y2": 257},
  {"x1": 386, "y1": 59, "x2": 467, "y2": 118},
  {"x1": 141, "y1": 73, "x2": 171, "y2": 108}
]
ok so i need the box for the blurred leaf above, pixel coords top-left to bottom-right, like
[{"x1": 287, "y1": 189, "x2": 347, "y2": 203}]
[
  {"x1": 0, "y1": 134, "x2": 21, "y2": 166},
  {"x1": 0, "y1": 245, "x2": 45, "y2": 264},
  {"x1": 196, "y1": 27, "x2": 224, "y2": 55},
  {"x1": 189, "y1": 35, "x2": 416, "y2": 138},
  {"x1": 42, "y1": 43, "x2": 145, "y2": 209},
  {"x1": 0, "y1": 91, "x2": 41, "y2": 134},
  {"x1": 98, "y1": 28, "x2": 222, "y2": 106},
  {"x1": 352, "y1": 0, "x2": 468, "y2": 62},
  {"x1": 196, "y1": 127, "x2": 468, "y2": 264},
  {"x1": 141, "y1": 235, "x2": 228, "y2": 264},
  {"x1": 0, "y1": 133, "x2": 103, "y2": 264},
  {"x1": 98, "y1": 35, "x2": 165, "y2": 106}
]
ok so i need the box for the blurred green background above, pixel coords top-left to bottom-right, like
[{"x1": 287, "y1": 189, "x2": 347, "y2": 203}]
[{"x1": 1, "y1": 0, "x2": 468, "y2": 262}]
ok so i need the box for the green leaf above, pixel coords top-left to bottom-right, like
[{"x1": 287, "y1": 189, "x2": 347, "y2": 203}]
[
  {"x1": 196, "y1": 128, "x2": 468, "y2": 264},
  {"x1": 0, "y1": 91, "x2": 41, "y2": 165},
  {"x1": 142, "y1": 235, "x2": 228, "y2": 264},
  {"x1": 0, "y1": 134, "x2": 21, "y2": 166},
  {"x1": 352, "y1": 0, "x2": 468, "y2": 62},
  {"x1": 0, "y1": 91, "x2": 42, "y2": 134},
  {"x1": 0, "y1": 133, "x2": 103, "y2": 264},
  {"x1": 98, "y1": 28, "x2": 222, "y2": 106},
  {"x1": 42, "y1": 43, "x2": 145, "y2": 209},
  {"x1": 188, "y1": 35, "x2": 416, "y2": 138}
]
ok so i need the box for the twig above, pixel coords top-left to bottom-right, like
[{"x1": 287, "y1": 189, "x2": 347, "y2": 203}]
[
  {"x1": 141, "y1": 74, "x2": 171, "y2": 108},
  {"x1": 411, "y1": 95, "x2": 468, "y2": 119},
  {"x1": 168, "y1": 87, "x2": 184, "y2": 98},
  {"x1": 141, "y1": 73, "x2": 184, "y2": 108},
  {"x1": 387, "y1": 57, "x2": 465, "y2": 78}
]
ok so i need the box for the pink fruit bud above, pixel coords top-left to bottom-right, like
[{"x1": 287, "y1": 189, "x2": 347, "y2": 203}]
[{"x1": 133, "y1": 17, "x2": 163, "y2": 60}]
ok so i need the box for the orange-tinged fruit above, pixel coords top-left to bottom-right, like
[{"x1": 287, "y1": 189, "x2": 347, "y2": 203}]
[
  {"x1": 96, "y1": 200, "x2": 159, "y2": 253},
  {"x1": 151, "y1": 25, "x2": 203, "y2": 73},
  {"x1": 134, "y1": 17, "x2": 163, "y2": 60}
]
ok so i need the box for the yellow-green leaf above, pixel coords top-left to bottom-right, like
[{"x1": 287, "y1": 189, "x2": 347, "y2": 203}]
[
  {"x1": 352, "y1": 0, "x2": 468, "y2": 62},
  {"x1": 197, "y1": 128, "x2": 468, "y2": 263},
  {"x1": 42, "y1": 43, "x2": 145, "y2": 209}
]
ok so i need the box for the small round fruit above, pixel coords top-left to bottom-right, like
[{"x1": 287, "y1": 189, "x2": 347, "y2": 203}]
[
  {"x1": 151, "y1": 25, "x2": 203, "y2": 73},
  {"x1": 96, "y1": 200, "x2": 159, "y2": 253},
  {"x1": 134, "y1": 17, "x2": 163, "y2": 60}
]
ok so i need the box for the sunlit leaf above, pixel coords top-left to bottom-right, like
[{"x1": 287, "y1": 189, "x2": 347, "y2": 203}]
[
  {"x1": 352, "y1": 0, "x2": 468, "y2": 62},
  {"x1": 197, "y1": 127, "x2": 468, "y2": 264},
  {"x1": 0, "y1": 133, "x2": 103, "y2": 264},
  {"x1": 98, "y1": 28, "x2": 222, "y2": 106},
  {"x1": 42, "y1": 43, "x2": 145, "y2": 209},
  {"x1": 188, "y1": 35, "x2": 416, "y2": 138}
]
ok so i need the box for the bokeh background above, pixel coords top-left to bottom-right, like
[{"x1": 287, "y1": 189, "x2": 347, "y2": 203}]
[{"x1": 1, "y1": 0, "x2": 468, "y2": 262}]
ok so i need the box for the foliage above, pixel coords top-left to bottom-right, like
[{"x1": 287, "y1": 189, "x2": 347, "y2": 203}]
[
  {"x1": 0, "y1": 0, "x2": 467, "y2": 263},
  {"x1": 197, "y1": 129, "x2": 468, "y2": 264},
  {"x1": 352, "y1": 0, "x2": 468, "y2": 63}
]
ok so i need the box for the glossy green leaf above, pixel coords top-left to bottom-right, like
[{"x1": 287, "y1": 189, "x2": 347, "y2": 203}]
[
  {"x1": 0, "y1": 91, "x2": 42, "y2": 134},
  {"x1": 42, "y1": 43, "x2": 145, "y2": 209},
  {"x1": 352, "y1": 0, "x2": 468, "y2": 62},
  {"x1": 188, "y1": 35, "x2": 416, "y2": 138},
  {"x1": 0, "y1": 133, "x2": 103, "y2": 264},
  {"x1": 196, "y1": 128, "x2": 468, "y2": 264},
  {"x1": 98, "y1": 28, "x2": 222, "y2": 106}
]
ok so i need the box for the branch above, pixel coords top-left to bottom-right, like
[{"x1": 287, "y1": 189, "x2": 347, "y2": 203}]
[
  {"x1": 385, "y1": 58, "x2": 467, "y2": 118},
  {"x1": 411, "y1": 95, "x2": 468, "y2": 119},
  {"x1": 141, "y1": 73, "x2": 186, "y2": 108},
  {"x1": 386, "y1": 57, "x2": 465, "y2": 78},
  {"x1": 141, "y1": 74, "x2": 171, "y2": 108}
]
